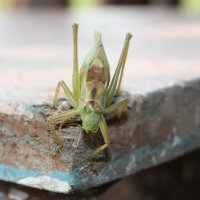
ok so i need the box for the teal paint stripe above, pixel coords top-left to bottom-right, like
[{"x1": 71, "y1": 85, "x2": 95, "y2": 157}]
[
  {"x1": 0, "y1": 164, "x2": 77, "y2": 186},
  {"x1": 0, "y1": 164, "x2": 38, "y2": 181},
  {"x1": 49, "y1": 170, "x2": 77, "y2": 184}
]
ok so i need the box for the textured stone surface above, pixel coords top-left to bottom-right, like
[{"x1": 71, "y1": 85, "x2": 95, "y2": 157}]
[
  {"x1": 0, "y1": 79, "x2": 200, "y2": 193},
  {"x1": 0, "y1": 6, "x2": 200, "y2": 194},
  {"x1": 1, "y1": 149, "x2": 200, "y2": 200}
]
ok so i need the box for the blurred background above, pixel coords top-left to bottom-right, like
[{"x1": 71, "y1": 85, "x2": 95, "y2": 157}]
[
  {"x1": 0, "y1": 0, "x2": 200, "y2": 102},
  {"x1": 0, "y1": 0, "x2": 200, "y2": 10},
  {"x1": 0, "y1": 0, "x2": 200, "y2": 8},
  {"x1": 0, "y1": 0, "x2": 200, "y2": 200}
]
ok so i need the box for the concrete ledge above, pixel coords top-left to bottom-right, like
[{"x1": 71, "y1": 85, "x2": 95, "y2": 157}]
[{"x1": 0, "y1": 79, "x2": 200, "y2": 193}]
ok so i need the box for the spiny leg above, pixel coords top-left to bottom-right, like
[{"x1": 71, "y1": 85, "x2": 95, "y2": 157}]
[
  {"x1": 115, "y1": 34, "x2": 132, "y2": 96},
  {"x1": 72, "y1": 23, "x2": 80, "y2": 104},
  {"x1": 115, "y1": 33, "x2": 132, "y2": 96},
  {"x1": 106, "y1": 33, "x2": 132, "y2": 106},
  {"x1": 88, "y1": 115, "x2": 110, "y2": 161},
  {"x1": 52, "y1": 80, "x2": 76, "y2": 109},
  {"x1": 105, "y1": 98, "x2": 128, "y2": 118},
  {"x1": 47, "y1": 109, "x2": 80, "y2": 153}
]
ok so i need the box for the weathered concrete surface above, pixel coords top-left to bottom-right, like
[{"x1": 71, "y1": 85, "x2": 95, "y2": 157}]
[{"x1": 0, "y1": 7, "x2": 200, "y2": 193}]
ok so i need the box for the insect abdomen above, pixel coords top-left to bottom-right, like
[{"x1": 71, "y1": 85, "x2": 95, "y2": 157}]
[
  {"x1": 80, "y1": 32, "x2": 110, "y2": 88},
  {"x1": 86, "y1": 59, "x2": 106, "y2": 84}
]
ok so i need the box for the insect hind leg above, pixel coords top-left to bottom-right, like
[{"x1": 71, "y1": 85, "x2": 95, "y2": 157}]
[
  {"x1": 72, "y1": 23, "x2": 80, "y2": 104},
  {"x1": 106, "y1": 33, "x2": 132, "y2": 106}
]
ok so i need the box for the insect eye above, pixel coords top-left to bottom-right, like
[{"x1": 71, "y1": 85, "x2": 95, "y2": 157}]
[
  {"x1": 82, "y1": 106, "x2": 87, "y2": 112},
  {"x1": 95, "y1": 106, "x2": 102, "y2": 113},
  {"x1": 83, "y1": 106, "x2": 91, "y2": 113}
]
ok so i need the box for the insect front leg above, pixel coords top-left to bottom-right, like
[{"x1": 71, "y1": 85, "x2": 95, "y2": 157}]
[
  {"x1": 52, "y1": 80, "x2": 76, "y2": 109},
  {"x1": 88, "y1": 115, "x2": 110, "y2": 161},
  {"x1": 47, "y1": 109, "x2": 80, "y2": 153},
  {"x1": 106, "y1": 33, "x2": 132, "y2": 106},
  {"x1": 104, "y1": 98, "x2": 128, "y2": 118}
]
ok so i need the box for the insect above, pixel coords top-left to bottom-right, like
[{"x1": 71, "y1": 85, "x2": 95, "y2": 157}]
[{"x1": 47, "y1": 23, "x2": 132, "y2": 161}]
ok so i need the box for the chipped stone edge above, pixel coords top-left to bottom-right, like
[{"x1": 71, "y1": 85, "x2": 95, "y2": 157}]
[
  {"x1": 0, "y1": 132, "x2": 200, "y2": 193},
  {"x1": 0, "y1": 103, "x2": 39, "y2": 119},
  {"x1": 17, "y1": 176, "x2": 71, "y2": 193}
]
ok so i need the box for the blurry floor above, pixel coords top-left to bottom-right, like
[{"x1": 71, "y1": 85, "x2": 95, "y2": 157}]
[{"x1": 0, "y1": 149, "x2": 200, "y2": 200}]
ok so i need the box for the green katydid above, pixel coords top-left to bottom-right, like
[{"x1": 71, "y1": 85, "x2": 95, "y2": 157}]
[{"x1": 47, "y1": 23, "x2": 132, "y2": 161}]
